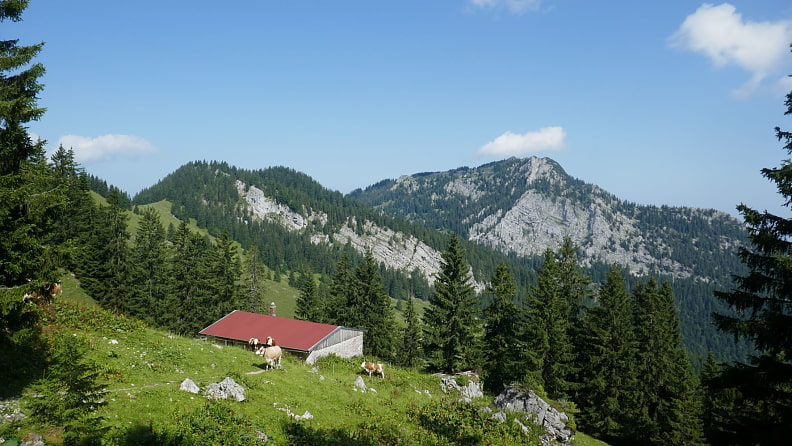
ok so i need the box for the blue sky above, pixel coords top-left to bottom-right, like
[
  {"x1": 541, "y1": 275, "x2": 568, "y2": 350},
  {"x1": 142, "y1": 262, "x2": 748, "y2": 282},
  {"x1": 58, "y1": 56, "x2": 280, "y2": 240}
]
[{"x1": 12, "y1": 1, "x2": 792, "y2": 216}]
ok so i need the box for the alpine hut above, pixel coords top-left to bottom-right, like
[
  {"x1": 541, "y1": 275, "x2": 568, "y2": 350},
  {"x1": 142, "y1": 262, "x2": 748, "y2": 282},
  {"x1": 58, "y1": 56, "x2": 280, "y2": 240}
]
[{"x1": 199, "y1": 310, "x2": 364, "y2": 364}]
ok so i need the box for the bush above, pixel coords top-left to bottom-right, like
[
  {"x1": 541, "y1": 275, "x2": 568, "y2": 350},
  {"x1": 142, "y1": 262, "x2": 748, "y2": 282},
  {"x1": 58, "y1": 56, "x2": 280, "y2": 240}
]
[
  {"x1": 24, "y1": 333, "x2": 107, "y2": 445},
  {"x1": 153, "y1": 402, "x2": 267, "y2": 445}
]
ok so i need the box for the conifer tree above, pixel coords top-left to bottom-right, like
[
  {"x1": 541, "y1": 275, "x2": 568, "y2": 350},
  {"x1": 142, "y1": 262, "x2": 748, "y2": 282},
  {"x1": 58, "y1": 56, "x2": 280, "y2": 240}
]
[
  {"x1": 327, "y1": 253, "x2": 354, "y2": 326},
  {"x1": 87, "y1": 189, "x2": 132, "y2": 312},
  {"x1": 423, "y1": 233, "x2": 480, "y2": 373},
  {"x1": 0, "y1": 0, "x2": 60, "y2": 287},
  {"x1": 399, "y1": 294, "x2": 423, "y2": 368},
  {"x1": 709, "y1": 74, "x2": 792, "y2": 445},
  {"x1": 482, "y1": 262, "x2": 528, "y2": 394},
  {"x1": 527, "y1": 247, "x2": 576, "y2": 398},
  {"x1": 128, "y1": 207, "x2": 167, "y2": 324},
  {"x1": 202, "y1": 231, "x2": 240, "y2": 327},
  {"x1": 25, "y1": 333, "x2": 107, "y2": 444},
  {"x1": 700, "y1": 351, "x2": 737, "y2": 445},
  {"x1": 556, "y1": 237, "x2": 591, "y2": 324},
  {"x1": 240, "y1": 245, "x2": 266, "y2": 314},
  {"x1": 351, "y1": 251, "x2": 396, "y2": 360},
  {"x1": 577, "y1": 265, "x2": 639, "y2": 441},
  {"x1": 295, "y1": 270, "x2": 325, "y2": 323},
  {"x1": 163, "y1": 220, "x2": 209, "y2": 334},
  {"x1": 632, "y1": 278, "x2": 705, "y2": 445}
]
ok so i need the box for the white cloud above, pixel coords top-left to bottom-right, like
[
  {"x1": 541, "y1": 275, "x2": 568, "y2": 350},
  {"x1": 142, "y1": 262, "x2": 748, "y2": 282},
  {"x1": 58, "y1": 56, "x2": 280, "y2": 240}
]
[
  {"x1": 469, "y1": 0, "x2": 541, "y2": 15},
  {"x1": 477, "y1": 127, "x2": 566, "y2": 156},
  {"x1": 670, "y1": 3, "x2": 792, "y2": 95},
  {"x1": 58, "y1": 134, "x2": 158, "y2": 163}
]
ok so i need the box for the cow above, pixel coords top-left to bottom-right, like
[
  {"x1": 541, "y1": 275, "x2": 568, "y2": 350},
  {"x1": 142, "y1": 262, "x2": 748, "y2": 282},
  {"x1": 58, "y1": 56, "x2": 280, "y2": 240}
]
[
  {"x1": 22, "y1": 281, "x2": 62, "y2": 304},
  {"x1": 255, "y1": 336, "x2": 282, "y2": 370},
  {"x1": 248, "y1": 338, "x2": 261, "y2": 351},
  {"x1": 361, "y1": 361, "x2": 385, "y2": 379}
]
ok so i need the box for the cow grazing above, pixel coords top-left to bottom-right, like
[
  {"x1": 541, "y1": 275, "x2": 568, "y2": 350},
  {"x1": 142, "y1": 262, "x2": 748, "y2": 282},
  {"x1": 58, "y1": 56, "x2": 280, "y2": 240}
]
[
  {"x1": 361, "y1": 361, "x2": 385, "y2": 379},
  {"x1": 255, "y1": 336, "x2": 282, "y2": 370},
  {"x1": 22, "y1": 282, "x2": 62, "y2": 304}
]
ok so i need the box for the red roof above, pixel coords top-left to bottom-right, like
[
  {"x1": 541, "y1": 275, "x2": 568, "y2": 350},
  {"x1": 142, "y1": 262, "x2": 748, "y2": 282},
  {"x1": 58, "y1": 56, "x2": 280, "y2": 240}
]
[{"x1": 199, "y1": 310, "x2": 341, "y2": 351}]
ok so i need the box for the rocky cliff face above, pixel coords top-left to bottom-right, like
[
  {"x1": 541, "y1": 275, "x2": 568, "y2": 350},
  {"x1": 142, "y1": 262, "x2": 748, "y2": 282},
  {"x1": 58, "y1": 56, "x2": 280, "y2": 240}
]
[
  {"x1": 236, "y1": 156, "x2": 745, "y2": 288},
  {"x1": 352, "y1": 156, "x2": 745, "y2": 283},
  {"x1": 235, "y1": 180, "x2": 477, "y2": 288}
]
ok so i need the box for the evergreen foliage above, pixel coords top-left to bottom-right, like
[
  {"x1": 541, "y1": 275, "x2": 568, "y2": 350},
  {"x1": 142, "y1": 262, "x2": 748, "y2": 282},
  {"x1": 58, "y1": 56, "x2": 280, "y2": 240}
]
[
  {"x1": 708, "y1": 72, "x2": 792, "y2": 445},
  {"x1": 631, "y1": 278, "x2": 705, "y2": 445},
  {"x1": 351, "y1": 251, "x2": 397, "y2": 360},
  {"x1": 527, "y1": 247, "x2": 578, "y2": 399},
  {"x1": 24, "y1": 333, "x2": 107, "y2": 445},
  {"x1": 481, "y1": 262, "x2": 530, "y2": 394},
  {"x1": 295, "y1": 270, "x2": 326, "y2": 323},
  {"x1": 0, "y1": 0, "x2": 56, "y2": 287},
  {"x1": 351, "y1": 156, "x2": 750, "y2": 364},
  {"x1": 576, "y1": 265, "x2": 639, "y2": 441},
  {"x1": 399, "y1": 294, "x2": 424, "y2": 368},
  {"x1": 240, "y1": 246, "x2": 267, "y2": 314},
  {"x1": 161, "y1": 220, "x2": 211, "y2": 334},
  {"x1": 128, "y1": 207, "x2": 168, "y2": 324},
  {"x1": 423, "y1": 233, "x2": 481, "y2": 373}
]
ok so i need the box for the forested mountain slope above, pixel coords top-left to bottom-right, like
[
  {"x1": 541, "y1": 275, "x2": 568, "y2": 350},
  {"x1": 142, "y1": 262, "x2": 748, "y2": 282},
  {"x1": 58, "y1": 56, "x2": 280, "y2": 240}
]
[
  {"x1": 132, "y1": 158, "x2": 750, "y2": 363},
  {"x1": 350, "y1": 156, "x2": 751, "y2": 362},
  {"x1": 350, "y1": 156, "x2": 745, "y2": 283}
]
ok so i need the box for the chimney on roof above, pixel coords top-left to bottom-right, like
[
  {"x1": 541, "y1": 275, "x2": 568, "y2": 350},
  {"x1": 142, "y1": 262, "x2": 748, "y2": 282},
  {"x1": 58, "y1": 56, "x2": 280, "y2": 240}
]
[{"x1": 269, "y1": 302, "x2": 277, "y2": 317}]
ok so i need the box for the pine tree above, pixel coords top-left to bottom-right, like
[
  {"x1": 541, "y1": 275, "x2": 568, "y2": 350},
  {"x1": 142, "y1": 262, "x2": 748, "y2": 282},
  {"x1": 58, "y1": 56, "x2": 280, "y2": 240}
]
[
  {"x1": 399, "y1": 294, "x2": 423, "y2": 368},
  {"x1": 632, "y1": 278, "x2": 705, "y2": 445},
  {"x1": 482, "y1": 262, "x2": 529, "y2": 394},
  {"x1": 83, "y1": 189, "x2": 133, "y2": 313},
  {"x1": 423, "y1": 233, "x2": 480, "y2": 373},
  {"x1": 25, "y1": 333, "x2": 107, "y2": 444},
  {"x1": 577, "y1": 265, "x2": 639, "y2": 441},
  {"x1": 0, "y1": 1, "x2": 60, "y2": 286},
  {"x1": 240, "y1": 246, "x2": 266, "y2": 314},
  {"x1": 709, "y1": 75, "x2": 792, "y2": 445},
  {"x1": 556, "y1": 237, "x2": 591, "y2": 324},
  {"x1": 128, "y1": 207, "x2": 167, "y2": 324},
  {"x1": 163, "y1": 221, "x2": 210, "y2": 335},
  {"x1": 202, "y1": 231, "x2": 240, "y2": 328},
  {"x1": 527, "y1": 247, "x2": 576, "y2": 398},
  {"x1": 295, "y1": 270, "x2": 325, "y2": 323},
  {"x1": 351, "y1": 251, "x2": 396, "y2": 360},
  {"x1": 327, "y1": 253, "x2": 354, "y2": 326}
]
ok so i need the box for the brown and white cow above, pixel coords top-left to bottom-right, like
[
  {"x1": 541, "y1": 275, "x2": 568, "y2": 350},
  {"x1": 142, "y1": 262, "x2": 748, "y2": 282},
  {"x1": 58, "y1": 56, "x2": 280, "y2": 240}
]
[
  {"x1": 22, "y1": 281, "x2": 62, "y2": 304},
  {"x1": 255, "y1": 336, "x2": 282, "y2": 370},
  {"x1": 361, "y1": 361, "x2": 385, "y2": 378}
]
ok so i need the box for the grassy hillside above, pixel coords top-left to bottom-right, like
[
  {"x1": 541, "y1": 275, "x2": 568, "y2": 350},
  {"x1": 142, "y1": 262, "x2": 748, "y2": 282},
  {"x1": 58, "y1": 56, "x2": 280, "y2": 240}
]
[{"x1": 1, "y1": 283, "x2": 607, "y2": 445}]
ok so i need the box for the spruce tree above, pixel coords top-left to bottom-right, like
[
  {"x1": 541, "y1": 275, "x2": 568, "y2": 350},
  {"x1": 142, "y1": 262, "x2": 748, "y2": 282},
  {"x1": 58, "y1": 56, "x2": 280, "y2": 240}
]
[
  {"x1": 0, "y1": 0, "x2": 60, "y2": 286},
  {"x1": 162, "y1": 221, "x2": 209, "y2": 334},
  {"x1": 327, "y1": 253, "x2": 354, "y2": 326},
  {"x1": 240, "y1": 245, "x2": 266, "y2": 314},
  {"x1": 577, "y1": 265, "x2": 638, "y2": 441},
  {"x1": 632, "y1": 278, "x2": 705, "y2": 446},
  {"x1": 128, "y1": 207, "x2": 167, "y2": 324},
  {"x1": 399, "y1": 294, "x2": 423, "y2": 368},
  {"x1": 351, "y1": 251, "x2": 396, "y2": 360},
  {"x1": 423, "y1": 233, "x2": 480, "y2": 373},
  {"x1": 202, "y1": 231, "x2": 240, "y2": 328},
  {"x1": 527, "y1": 247, "x2": 576, "y2": 398},
  {"x1": 709, "y1": 75, "x2": 792, "y2": 445},
  {"x1": 482, "y1": 262, "x2": 528, "y2": 394},
  {"x1": 295, "y1": 270, "x2": 325, "y2": 323}
]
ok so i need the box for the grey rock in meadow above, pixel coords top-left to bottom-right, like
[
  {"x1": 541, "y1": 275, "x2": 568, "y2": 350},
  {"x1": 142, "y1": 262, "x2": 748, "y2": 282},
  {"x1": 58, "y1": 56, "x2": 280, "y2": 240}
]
[
  {"x1": 179, "y1": 378, "x2": 200, "y2": 394},
  {"x1": 493, "y1": 386, "x2": 573, "y2": 446},
  {"x1": 438, "y1": 373, "x2": 483, "y2": 399},
  {"x1": 354, "y1": 375, "x2": 367, "y2": 392},
  {"x1": 204, "y1": 377, "x2": 245, "y2": 402}
]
